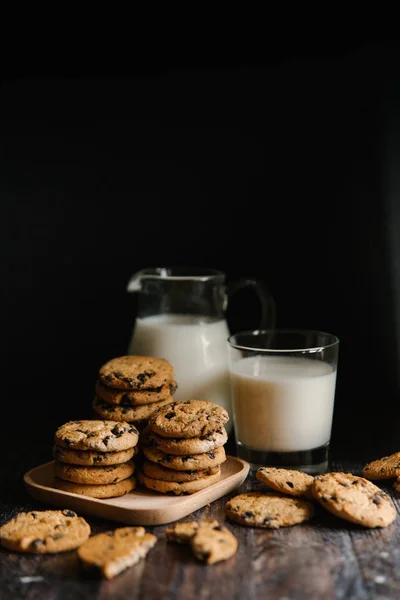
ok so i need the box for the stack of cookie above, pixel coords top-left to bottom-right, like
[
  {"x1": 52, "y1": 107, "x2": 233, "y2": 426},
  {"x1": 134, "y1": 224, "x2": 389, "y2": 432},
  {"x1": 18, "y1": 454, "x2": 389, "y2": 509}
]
[
  {"x1": 53, "y1": 420, "x2": 139, "y2": 498},
  {"x1": 139, "y1": 399, "x2": 229, "y2": 495},
  {"x1": 92, "y1": 355, "x2": 177, "y2": 431}
]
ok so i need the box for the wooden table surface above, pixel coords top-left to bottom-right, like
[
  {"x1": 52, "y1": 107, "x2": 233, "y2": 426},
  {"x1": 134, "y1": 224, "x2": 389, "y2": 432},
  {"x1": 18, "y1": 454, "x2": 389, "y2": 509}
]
[{"x1": 2, "y1": 430, "x2": 400, "y2": 600}]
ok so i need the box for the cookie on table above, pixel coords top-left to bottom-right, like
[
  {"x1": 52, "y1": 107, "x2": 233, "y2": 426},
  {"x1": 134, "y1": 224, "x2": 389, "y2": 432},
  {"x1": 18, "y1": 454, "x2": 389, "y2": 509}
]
[
  {"x1": 139, "y1": 470, "x2": 221, "y2": 495},
  {"x1": 312, "y1": 472, "x2": 396, "y2": 528},
  {"x1": 225, "y1": 492, "x2": 314, "y2": 528},
  {"x1": 165, "y1": 519, "x2": 218, "y2": 544},
  {"x1": 99, "y1": 355, "x2": 173, "y2": 390},
  {"x1": 77, "y1": 526, "x2": 157, "y2": 579},
  {"x1": 256, "y1": 467, "x2": 314, "y2": 499},
  {"x1": 53, "y1": 445, "x2": 136, "y2": 466},
  {"x1": 148, "y1": 400, "x2": 229, "y2": 439},
  {"x1": 143, "y1": 460, "x2": 220, "y2": 482},
  {"x1": 142, "y1": 425, "x2": 228, "y2": 456},
  {"x1": 143, "y1": 445, "x2": 226, "y2": 471},
  {"x1": 92, "y1": 396, "x2": 173, "y2": 423},
  {"x1": 95, "y1": 380, "x2": 178, "y2": 405},
  {"x1": 362, "y1": 452, "x2": 400, "y2": 480},
  {"x1": 54, "y1": 476, "x2": 136, "y2": 498},
  {"x1": 0, "y1": 509, "x2": 90, "y2": 553},
  {"x1": 54, "y1": 460, "x2": 135, "y2": 485},
  {"x1": 191, "y1": 523, "x2": 238, "y2": 564},
  {"x1": 54, "y1": 420, "x2": 138, "y2": 453}
]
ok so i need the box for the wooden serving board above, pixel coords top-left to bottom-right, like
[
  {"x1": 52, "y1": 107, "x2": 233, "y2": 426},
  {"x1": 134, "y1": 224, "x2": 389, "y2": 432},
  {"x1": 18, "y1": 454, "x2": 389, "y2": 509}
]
[{"x1": 24, "y1": 456, "x2": 250, "y2": 526}]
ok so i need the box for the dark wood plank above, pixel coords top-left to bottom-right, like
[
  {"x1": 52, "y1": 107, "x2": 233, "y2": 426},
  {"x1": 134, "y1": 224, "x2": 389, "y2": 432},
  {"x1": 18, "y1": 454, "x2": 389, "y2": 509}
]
[{"x1": 3, "y1": 434, "x2": 400, "y2": 599}]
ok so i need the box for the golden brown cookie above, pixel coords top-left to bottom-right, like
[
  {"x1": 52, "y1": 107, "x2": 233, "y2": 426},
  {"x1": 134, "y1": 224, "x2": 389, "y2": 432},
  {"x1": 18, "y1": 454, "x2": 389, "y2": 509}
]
[
  {"x1": 54, "y1": 420, "x2": 138, "y2": 452},
  {"x1": 191, "y1": 523, "x2": 238, "y2": 564},
  {"x1": 53, "y1": 444, "x2": 136, "y2": 466},
  {"x1": 149, "y1": 400, "x2": 229, "y2": 439},
  {"x1": 143, "y1": 445, "x2": 226, "y2": 471},
  {"x1": 99, "y1": 355, "x2": 173, "y2": 390},
  {"x1": 92, "y1": 396, "x2": 173, "y2": 423},
  {"x1": 143, "y1": 460, "x2": 220, "y2": 482},
  {"x1": 142, "y1": 425, "x2": 228, "y2": 455},
  {"x1": 312, "y1": 472, "x2": 396, "y2": 528},
  {"x1": 54, "y1": 476, "x2": 136, "y2": 498},
  {"x1": 77, "y1": 527, "x2": 157, "y2": 579},
  {"x1": 362, "y1": 452, "x2": 400, "y2": 480},
  {"x1": 256, "y1": 467, "x2": 314, "y2": 499},
  {"x1": 225, "y1": 492, "x2": 314, "y2": 528},
  {"x1": 54, "y1": 460, "x2": 135, "y2": 484},
  {"x1": 0, "y1": 509, "x2": 90, "y2": 553},
  {"x1": 95, "y1": 380, "x2": 178, "y2": 405},
  {"x1": 139, "y1": 470, "x2": 221, "y2": 495},
  {"x1": 164, "y1": 519, "x2": 219, "y2": 543}
]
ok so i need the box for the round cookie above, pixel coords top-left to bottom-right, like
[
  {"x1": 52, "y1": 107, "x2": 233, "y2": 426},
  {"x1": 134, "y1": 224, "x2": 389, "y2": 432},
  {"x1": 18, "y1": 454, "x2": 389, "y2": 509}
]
[
  {"x1": 139, "y1": 470, "x2": 221, "y2": 495},
  {"x1": 225, "y1": 492, "x2": 314, "y2": 528},
  {"x1": 143, "y1": 460, "x2": 220, "y2": 482},
  {"x1": 53, "y1": 444, "x2": 136, "y2": 466},
  {"x1": 92, "y1": 396, "x2": 173, "y2": 423},
  {"x1": 149, "y1": 400, "x2": 229, "y2": 439},
  {"x1": 54, "y1": 460, "x2": 135, "y2": 484},
  {"x1": 312, "y1": 472, "x2": 396, "y2": 528},
  {"x1": 54, "y1": 420, "x2": 139, "y2": 452},
  {"x1": 142, "y1": 425, "x2": 228, "y2": 455},
  {"x1": 362, "y1": 452, "x2": 400, "y2": 480},
  {"x1": 95, "y1": 380, "x2": 178, "y2": 405},
  {"x1": 256, "y1": 467, "x2": 314, "y2": 499},
  {"x1": 99, "y1": 355, "x2": 173, "y2": 390},
  {"x1": 0, "y1": 509, "x2": 90, "y2": 553},
  {"x1": 54, "y1": 476, "x2": 136, "y2": 498},
  {"x1": 77, "y1": 527, "x2": 157, "y2": 580},
  {"x1": 143, "y1": 445, "x2": 226, "y2": 471}
]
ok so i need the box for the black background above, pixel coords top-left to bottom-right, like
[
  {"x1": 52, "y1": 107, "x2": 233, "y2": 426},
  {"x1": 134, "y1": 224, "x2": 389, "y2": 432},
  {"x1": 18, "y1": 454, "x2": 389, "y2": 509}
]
[{"x1": 2, "y1": 38, "x2": 400, "y2": 448}]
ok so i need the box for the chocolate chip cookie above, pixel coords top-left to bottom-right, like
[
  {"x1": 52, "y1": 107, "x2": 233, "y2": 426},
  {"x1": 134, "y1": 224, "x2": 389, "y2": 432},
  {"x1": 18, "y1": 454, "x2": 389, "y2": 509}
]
[
  {"x1": 0, "y1": 509, "x2": 90, "y2": 553},
  {"x1": 165, "y1": 519, "x2": 219, "y2": 543},
  {"x1": 54, "y1": 476, "x2": 136, "y2": 498},
  {"x1": 139, "y1": 470, "x2": 221, "y2": 495},
  {"x1": 256, "y1": 467, "x2": 314, "y2": 499},
  {"x1": 54, "y1": 420, "x2": 138, "y2": 452},
  {"x1": 53, "y1": 445, "x2": 136, "y2": 466},
  {"x1": 92, "y1": 396, "x2": 173, "y2": 423},
  {"x1": 54, "y1": 460, "x2": 135, "y2": 484},
  {"x1": 148, "y1": 400, "x2": 229, "y2": 439},
  {"x1": 191, "y1": 523, "x2": 238, "y2": 564},
  {"x1": 143, "y1": 445, "x2": 226, "y2": 471},
  {"x1": 362, "y1": 452, "x2": 400, "y2": 480},
  {"x1": 143, "y1": 460, "x2": 220, "y2": 482},
  {"x1": 77, "y1": 527, "x2": 157, "y2": 579},
  {"x1": 95, "y1": 380, "x2": 178, "y2": 405},
  {"x1": 142, "y1": 425, "x2": 228, "y2": 455},
  {"x1": 99, "y1": 356, "x2": 173, "y2": 390},
  {"x1": 312, "y1": 472, "x2": 396, "y2": 528},
  {"x1": 225, "y1": 492, "x2": 314, "y2": 528}
]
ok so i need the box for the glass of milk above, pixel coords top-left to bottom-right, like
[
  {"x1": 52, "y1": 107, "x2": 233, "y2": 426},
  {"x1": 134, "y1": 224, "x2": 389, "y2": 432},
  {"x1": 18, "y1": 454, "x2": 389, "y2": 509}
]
[{"x1": 228, "y1": 329, "x2": 339, "y2": 473}]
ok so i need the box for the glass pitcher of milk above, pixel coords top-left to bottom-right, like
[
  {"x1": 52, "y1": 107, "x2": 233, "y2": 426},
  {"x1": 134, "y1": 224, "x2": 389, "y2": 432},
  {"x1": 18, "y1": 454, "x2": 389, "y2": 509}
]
[{"x1": 127, "y1": 267, "x2": 275, "y2": 433}]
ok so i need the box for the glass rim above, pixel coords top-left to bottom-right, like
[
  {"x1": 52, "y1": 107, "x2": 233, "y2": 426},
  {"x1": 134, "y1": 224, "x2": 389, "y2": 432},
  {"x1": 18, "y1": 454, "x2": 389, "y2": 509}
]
[
  {"x1": 136, "y1": 266, "x2": 225, "y2": 282},
  {"x1": 227, "y1": 328, "x2": 340, "y2": 353}
]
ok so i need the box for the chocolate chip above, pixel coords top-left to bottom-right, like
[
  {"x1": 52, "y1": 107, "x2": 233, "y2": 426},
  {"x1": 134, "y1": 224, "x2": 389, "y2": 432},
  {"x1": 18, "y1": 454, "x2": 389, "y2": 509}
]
[
  {"x1": 111, "y1": 425, "x2": 124, "y2": 437},
  {"x1": 30, "y1": 512, "x2": 37, "y2": 518},
  {"x1": 243, "y1": 511, "x2": 254, "y2": 518},
  {"x1": 64, "y1": 438, "x2": 73, "y2": 447},
  {"x1": 372, "y1": 494, "x2": 383, "y2": 505},
  {"x1": 352, "y1": 480, "x2": 359, "y2": 485},
  {"x1": 113, "y1": 478, "x2": 120, "y2": 483},
  {"x1": 286, "y1": 481, "x2": 294, "y2": 488},
  {"x1": 213, "y1": 525, "x2": 223, "y2": 531},
  {"x1": 263, "y1": 517, "x2": 271, "y2": 525},
  {"x1": 121, "y1": 396, "x2": 133, "y2": 406},
  {"x1": 86, "y1": 433, "x2": 96, "y2": 438},
  {"x1": 122, "y1": 407, "x2": 130, "y2": 414},
  {"x1": 182, "y1": 455, "x2": 193, "y2": 462},
  {"x1": 103, "y1": 436, "x2": 111, "y2": 446},
  {"x1": 52, "y1": 534, "x2": 64, "y2": 540},
  {"x1": 30, "y1": 539, "x2": 45, "y2": 549},
  {"x1": 93, "y1": 456, "x2": 102, "y2": 464},
  {"x1": 163, "y1": 454, "x2": 173, "y2": 463},
  {"x1": 206, "y1": 451, "x2": 215, "y2": 459},
  {"x1": 164, "y1": 412, "x2": 175, "y2": 420},
  {"x1": 62, "y1": 510, "x2": 77, "y2": 517},
  {"x1": 128, "y1": 427, "x2": 138, "y2": 434}
]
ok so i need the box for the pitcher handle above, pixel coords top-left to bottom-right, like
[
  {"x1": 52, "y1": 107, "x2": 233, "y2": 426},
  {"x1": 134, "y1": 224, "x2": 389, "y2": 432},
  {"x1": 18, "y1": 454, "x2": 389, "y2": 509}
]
[{"x1": 227, "y1": 278, "x2": 276, "y2": 330}]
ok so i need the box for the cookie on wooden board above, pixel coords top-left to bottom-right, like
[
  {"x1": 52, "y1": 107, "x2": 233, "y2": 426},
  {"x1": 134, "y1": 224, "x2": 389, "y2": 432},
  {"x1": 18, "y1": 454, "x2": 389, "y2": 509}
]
[
  {"x1": 148, "y1": 400, "x2": 229, "y2": 439},
  {"x1": 54, "y1": 420, "x2": 138, "y2": 453},
  {"x1": 225, "y1": 492, "x2": 314, "y2": 528},
  {"x1": 92, "y1": 396, "x2": 173, "y2": 423},
  {"x1": 98, "y1": 355, "x2": 173, "y2": 390},
  {"x1": 142, "y1": 425, "x2": 228, "y2": 456},
  {"x1": 143, "y1": 460, "x2": 219, "y2": 482},
  {"x1": 0, "y1": 509, "x2": 90, "y2": 553},
  {"x1": 95, "y1": 379, "x2": 178, "y2": 405},
  {"x1": 312, "y1": 472, "x2": 396, "y2": 528},
  {"x1": 77, "y1": 527, "x2": 157, "y2": 579},
  {"x1": 256, "y1": 467, "x2": 314, "y2": 499},
  {"x1": 53, "y1": 444, "x2": 136, "y2": 466},
  {"x1": 143, "y1": 445, "x2": 226, "y2": 471},
  {"x1": 54, "y1": 460, "x2": 135, "y2": 484},
  {"x1": 139, "y1": 470, "x2": 221, "y2": 495},
  {"x1": 54, "y1": 476, "x2": 136, "y2": 498}
]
